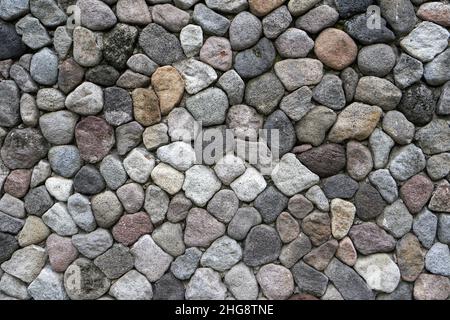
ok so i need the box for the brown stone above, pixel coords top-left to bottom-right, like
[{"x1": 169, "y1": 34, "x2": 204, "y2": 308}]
[
  {"x1": 414, "y1": 274, "x2": 450, "y2": 300},
  {"x1": 276, "y1": 212, "x2": 300, "y2": 243},
  {"x1": 132, "y1": 88, "x2": 161, "y2": 126},
  {"x1": 47, "y1": 234, "x2": 78, "y2": 272},
  {"x1": 314, "y1": 28, "x2": 358, "y2": 70},
  {"x1": 112, "y1": 212, "x2": 153, "y2": 246},
  {"x1": 417, "y1": 2, "x2": 450, "y2": 27},
  {"x1": 304, "y1": 239, "x2": 338, "y2": 271},
  {"x1": 58, "y1": 58, "x2": 85, "y2": 94},
  {"x1": 400, "y1": 174, "x2": 434, "y2": 214},
  {"x1": 428, "y1": 181, "x2": 450, "y2": 213},
  {"x1": 75, "y1": 116, "x2": 115, "y2": 163},
  {"x1": 287, "y1": 194, "x2": 314, "y2": 219},
  {"x1": 151, "y1": 66, "x2": 184, "y2": 115},
  {"x1": 301, "y1": 210, "x2": 331, "y2": 246},
  {"x1": 346, "y1": 141, "x2": 373, "y2": 181},
  {"x1": 4, "y1": 169, "x2": 32, "y2": 198},
  {"x1": 200, "y1": 37, "x2": 233, "y2": 72},
  {"x1": 297, "y1": 143, "x2": 346, "y2": 178},
  {"x1": 396, "y1": 233, "x2": 424, "y2": 282},
  {"x1": 248, "y1": 0, "x2": 286, "y2": 16},
  {"x1": 184, "y1": 208, "x2": 226, "y2": 248},
  {"x1": 336, "y1": 236, "x2": 357, "y2": 266},
  {"x1": 330, "y1": 198, "x2": 355, "y2": 240},
  {"x1": 349, "y1": 222, "x2": 396, "y2": 255}
]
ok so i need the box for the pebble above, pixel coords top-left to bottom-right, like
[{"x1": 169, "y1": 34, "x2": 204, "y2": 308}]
[
  {"x1": 48, "y1": 146, "x2": 81, "y2": 179},
  {"x1": 312, "y1": 74, "x2": 346, "y2": 111},
  {"x1": 185, "y1": 268, "x2": 226, "y2": 300},
  {"x1": 30, "y1": 160, "x2": 51, "y2": 188},
  {"x1": 349, "y1": 222, "x2": 396, "y2": 255},
  {"x1": 314, "y1": 28, "x2": 357, "y2": 71},
  {"x1": 438, "y1": 214, "x2": 450, "y2": 245},
  {"x1": 355, "y1": 253, "x2": 400, "y2": 293},
  {"x1": 180, "y1": 24, "x2": 203, "y2": 58},
  {"x1": 394, "y1": 54, "x2": 424, "y2": 89},
  {"x1": 28, "y1": 265, "x2": 68, "y2": 300},
  {"x1": 370, "y1": 128, "x2": 395, "y2": 169},
  {"x1": 91, "y1": 191, "x2": 123, "y2": 228},
  {"x1": 303, "y1": 239, "x2": 338, "y2": 271},
  {"x1": 429, "y1": 182, "x2": 450, "y2": 213},
  {"x1": 207, "y1": 190, "x2": 239, "y2": 224},
  {"x1": 400, "y1": 175, "x2": 433, "y2": 213},
  {"x1": 413, "y1": 208, "x2": 437, "y2": 249},
  {"x1": 249, "y1": 0, "x2": 285, "y2": 16},
  {"x1": 153, "y1": 222, "x2": 185, "y2": 257},
  {"x1": 414, "y1": 274, "x2": 450, "y2": 300},
  {"x1": 297, "y1": 144, "x2": 346, "y2": 178},
  {"x1": 425, "y1": 243, "x2": 450, "y2": 276},
  {"x1": 427, "y1": 153, "x2": 450, "y2": 180},
  {"x1": 400, "y1": 22, "x2": 449, "y2": 62},
  {"x1": 368, "y1": 170, "x2": 398, "y2": 204},
  {"x1": 346, "y1": 141, "x2": 373, "y2": 181},
  {"x1": 193, "y1": 3, "x2": 231, "y2": 36},
  {"x1": 53, "y1": 27, "x2": 72, "y2": 59},
  {"x1": 230, "y1": 12, "x2": 262, "y2": 51},
  {"x1": 57, "y1": 59, "x2": 85, "y2": 94},
  {"x1": 103, "y1": 87, "x2": 133, "y2": 126},
  {"x1": 276, "y1": 212, "x2": 300, "y2": 243},
  {"x1": 75, "y1": 117, "x2": 114, "y2": 163},
  {"x1": 1, "y1": 245, "x2": 47, "y2": 283},
  {"x1": 354, "y1": 182, "x2": 386, "y2": 221},
  {"x1": 39, "y1": 111, "x2": 78, "y2": 146},
  {"x1": 144, "y1": 185, "x2": 170, "y2": 225},
  {"x1": 94, "y1": 244, "x2": 134, "y2": 279},
  {"x1": 174, "y1": 58, "x2": 218, "y2": 95},
  {"x1": 217, "y1": 70, "x2": 245, "y2": 106},
  {"x1": 0, "y1": 0, "x2": 29, "y2": 21},
  {"x1": 109, "y1": 270, "x2": 153, "y2": 300},
  {"x1": 358, "y1": 44, "x2": 396, "y2": 77},
  {"x1": 206, "y1": 0, "x2": 248, "y2": 13},
  {"x1": 139, "y1": 23, "x2": 185, "y2": 66},
  {"x1": 64, "y1": 258, "x2": 110, "y2": 300},
  {"x1": 263, "y1": 110, "x2": 296, "y2": 156},
  {"x1": 171, "y1": 247, "x2": 202, "y2": 280},
  {"x1": 0, "y1": 193, "x2": 25, "y2": 218},
  {"x1": 262, "y1": 5, "x2": 292, "y2": 39},
  {"x1": 396, "y1": 233, "x2": 424, "y2": 282},
  {"x1": 0, "y1": 22, "x2": 26, "y2": 60},
  {"x1": 0, "y1": 232, "x2": 19, "y2": 263},
  {"x1": 0, "y1": 272, "x2": 30, "y2": 300},
  {"x1": 152, "y1": 4, "x2": 190, "y2": 33},
  {"x1": 377, "y1": 199, "x2": 413, "y2": 238},
  {"x1": 0, "y1": 212, "x2": 24, "y2": 234},
  {"x1": 424, "y1": 49, "x2": 450, "y2": 86},
  {"x1": 4, "y1": 169, "x2": 31, "y2": 198},
  {"x1": 305, "y1": 185, "x2": 329, "y2": 211},
  {"x1": 116, "y1": 0, "x2": 152, "y2": 25},
  {"x1": 355, "y1": 76, "x2": 402, "y2": 111},
  {"x1": 302, "y1": 210, "x2": 331, "y2": 246},
  {"x1": 279, "y1": 233, "x2": 312, "y2": 268},
  {"x1": 67, "y1": 193, "x2": 96, "y2": 232},
  {"x1": 253, "y1": 185, "x2": 287, "y2": 224},
  {"x1": 388, "y1": 144, "x2": 426, "y2": 181},
  {"x1": 417, "y1": 1, "x2": 450, "y2": 27},
  {"x1": 186, "y1": 88, "x2": 229, "y2": 126},
  {"x1": 274, "y1": 58, "x2": 323, "y2": 91},
  {"x1": 182, "y1": 165, "x2": 221, "y2": 206},
  {"x1": 45, "y1": 177, "x2": 73, "y2": 202},
  {"x1": 18, "y1": 216, "x2": 50, "y2": 247},
  {"x1": 152, "y1": 67, "x2": 184, "y2": 115},
  {"x1": 224, "y1": 263, "x2": 258, "y2": 300},
  {"x1": 153, "y1": 273, "x2": 185, "y2": 300},
  {"x1": 123, "y1": 148, "x2": 155, "y2": 183},
  {"x1": 416, "y1": 119, "x2": 450, "y2": 155},
  {"x1": 167, "y1": 193, "x2": 192, "y2": 223},
  {"x1": 331, "y1": 199, "x2": 356, "y2": 240},
  {"x1": 46, "y1": 234, "x2": 78, "y2": 272},
  {"x1": 291, "y1": 261, "x2": 328, "y2": 297},
  {"x1": 77, "y1": 0, "x2": 116, "y2": 31},
  {"x1": 30, "y1": 48, "x2": 58, "y2": 85},
  {"x1": 184, "y1": 208, "x2": 225, "y2": 247},
  {"x1": 280, "y1": 86, "x2": 313, "y2": 121},
  {"x1": 257, "y1": 264, "x2": 294, "y2": 300},
  {"x1": 112, "y1": 212, "x2": 153, "y2": 246},
  {"x1": 42, "y1": 202, "x2": 77, "y2": 236},
  {"x1": 230, "y1": 167, "x2": 267, "y2": 202},
  {"x1": 234, "y1": 38, "x2": 276, "y2": 79},
  {"x1": 243, "y1": 225, "x2": 281, "y2": 267},
  {"x1": 322, "y1": 174, "x2": 359, "y2": 200},
  {"x1": 201, "y1": 236, "x2": 242, "y2": 271},
  {"x1": 227, "y1": 207, "x2": 262, "y2": 241},
  {"x1": 16, "y1": 15, "x2": 51, "y2": 50},
  {"x1": 296, "y1": 106, "x2": 336, "y2": 146}
]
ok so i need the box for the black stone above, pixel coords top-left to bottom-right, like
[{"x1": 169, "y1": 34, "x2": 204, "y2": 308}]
[
  {"x1": 0, "y1": 22, "x2": 27, "y2": 60},
  {"x1": 243, "y1": 225, "x2": 282, "y2": 267},
  {"x1": 85, "y1": 65, "x2": 120, "y2": 87},
  {"x1": 24, "y1": 186, "x2": 54, "y2": 216},
  {"x1": 73, "y1": 165, "x2": 106, "y2": 195},
  {"x1": 345, "y1": 13, "x2": 396, "y2": 45},
  {"x1": 297, "y1": 144, "x2": 346, "y2": 178},
  {"x1": 263, "y1": 110, "x2": 296, "y2": 157},
  {"x1": 254, "y1": 185, "x2": 288, "y2": 224},
  {"x1": 354, "y1": 182, "x2": 386, "y2": 221},
  {"x1": 153, "y1": 273, "x2": 185, "y2": 300},
  {"x1": 398, "y1": 83, "x2": 437, "y2": 126},
  {"x1": 0, "y1": 232, "x2": 19, "y2": 263},
  {"x1": 323, "y1": 174, "x2": 359, "y2": 199},
  {"x1": 103, "y1": 24, "x2": 138, "y2": 70}
]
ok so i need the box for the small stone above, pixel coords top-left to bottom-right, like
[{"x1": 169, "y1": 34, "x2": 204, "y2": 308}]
[
  {"x1": 72, "y1": 27, "x2": 102, "y2": 68},
  {"x1": 67, "y1": 193, "x2": 96, "y2": 233},
  {"x1": 30, "y1": 160, "x2": 51, "y2": 188},
  {"x1": 206, "y1": 190, "x2": 238, "y2": 224},
  {"x1": 153, "y1": 222, "x2": 185, "y2": 257},
  {"x1": 116, "y1": 183, "x2": 144, "y2": 214},
  {"x1": 152, "y1": 4, "x2": 189, "y2": 32},
  {"x1": 200, "y1": 37, "x2": 232, "y2": 71},
  {"x1": 276, "y1": 212, "x2": 299, "y2": 243},
  {"x1": 123, "y1": 148, "x2": 155, "y2": 183},
  {"x1": 112, "y1": 212, "x2": 153, "y2": 246},
  {"x1": 39, "y1": 111, "x2": 78, "y2": 146},
  {"x1": 437, "y1": 82, "x2": 450, "y2": 116},
  {"x1": 1, "y1": 245, "x2": 47, "y2": 283},
  {"x1": 314, "y1": 28, "x2": 357, "y2": 70},
  {"x1": 297, "y1": 144, "x2": 346, "y2": 179},
  {"x1": 394, "y1": 54, "x2": 424, "y2": 89},
  {"x1": 275, "y1": 28, "x2": 313, "y2": 59},
  {"x1": 257, "y1": 264, "x2": 294, "y2": 300},
  {"x1": 331, "y1": 199, "x2": 355, "y2": 240},
  {"x1": 304, "y1": 239, "x2": 338, "y2": 271},
  {"x1": 312, "y1": 74, "x2": 346, "y2": 111},
  {"x1": 224, "y1": 263, "x2": 258, "y2": 300},
  {"x1": 10, "y1": 64, "x2": 38, "y2": 94},
  {"x1": 109, "y1": 270, "x2": 153, "y2": 300},
  {"x1": 151, "y1": 66, "x2": 184, "y2": 115},
  {"x1": 427, "y1": 153, "x2": 450, "y2": 181},
  {"x1": 4, "y1": 169, "x2": 31, "y2": 198},
  {"x1": 206, "y1": 0, "x2": 248, "y2": 13},
  {"x1": 336, "y1": 237, "x2": 357, "y2": 266},
  {"x1": 28, "y1": 265, "x2": 68, "y2": 300},
  {"x1": 302, "y1": 210, "x2": 331, "y2": 246},
  {"x1": 78, "y1": 0, "x2": 116, "y2": 31},
  {"x1": 354, "y1": 182, "x2": 386, "y2": 221},
  {"x1": 425, "y1": 243, "x2": 450, "y2": 276},
  {"x1": 349, "y1": 222, "x2": 396, "y2": 255},
  {"x1": 378, "y1": 0, "x2": 415, "y2": 35},
  {"x1": 131, "y1": 235, "x2": 173, "y2": 282},
  {"x1": 279, "y1": 233, "x2": 311, "y2": 268},
  {"x1": 166, "y1": 193, "x2": 192, "y2": 223},
  {"x1": 186, "y1": 87, "x2": 229, "y2": 126},
  {"x1": 42, "y1": 202, "x2": 77, "y2": 236},
  {"x1": 18, "y1": 216, "x2": 50, "y2": 247},
  {"x1": 201, "y1": 236, "x2": 242, "y2": 272},
  {"x1": 287, "y1": 194, "x2": 314, "y2": 219},
  {"x1": 185, "y1": 268, "x2": 226, "y2": 300},
  {"x1": 417, "y1": 2, "x2": 450, "y2": 27},
  {"x1": 296, "y1": 5, "x2": 339, "y2": 34},
  {"x1": 139, "y1": 23, "x2": 185, "y2": 66},
  {"x1": 328, "y1": 103, "x2": 382, "y2": 142},
  {"x1": 91, "y1": 191, "x2": 123, "y2": 228},
  {"x1": 75, "y1": 117, "x2": 114, "y2": 164},
  {"x1": 355, "y1": 253, "x2": 400, "y2": 293},
  {"x1": 382, "y1": 111, "x2": 415, "y2": 145},
  {"x1": 66, "y1": 82, "x2": 103, "y2": 116},
  {"x1": 180, "y1": 24, "x2": 203, "y2": 58},
  {"x1": 396, "y1": 233, "x2": 424, "y2": 282},
  {"x1": 64, "y1": 258, "x2": 110, "y2": 300},
  {"x1": 153, "y1": 273, "x2": 185, "y2": 300},
  {"x1": 182, "y1": 165, "x2": 221, "y2": 206},
  {"x1": 368, "y1": 170, "x2": 398, "y2": 204},
  {"x1": 127, "y1": 54, "x2": 157, "y2": 76},
  {"x1": 0, "y1": 0, "x2": 29, "y2": 21},
  {"x1": 346, "y1": 141, "x2": 373, "y2": 181},
  {"x1": 400, "y1": 175, "x2": 434, "y2": 214},
  {"x1": 358, "y1": 44, "x2": 396, "y2": 77},
  {"x1": 0, "y1": 232, "x2": 19, "y2": 263},
  {"x1": 355, "y1": 76, "x2": 402, "y2": 111},
  {"x1": 99, "y1": 155, "x2": 127, "y2": 191},
  {"x1": 325, "y1": 258, "x2": 375, "y2": 300},
  {"x1": 413, "y1": 208, "x2": 438, "y2": 249},
  {"x1": 72, "y1": 229, "x2": 113, "y2": 260},
  {"x1": 263, "y1": 110, "x2": 296, "y2": 156},
  {"x1": 414, "y1": 274, "x2": 450, "y2": 300},
  {"x1": 243, "y1": 225, "x2": 281, "y2": 267},
  {"x1": 20, "y1": 93, "x2": 38, "y2": 126},
  {"x1": 30, "y1": 48, "x2": 58, "y2": 86},
  {"x1": 377, "y1": 200, "x2": 413, "y2": 238},
  {"x1": 291, "y1": 261, "x2": 328, "y2": 297},
  {"x1": 305, "y1": 185, "x2": 329, "y2": 211},
  {"x1": 274, "y1": 58, "x2": 323, "y2": 91},
  {"x1": 47, "y1": 234, "x2": 77, "y2": 273},
  {"x1": 0, "y1": 193, "x2": 25, "y2": 218},
  {"x1": 230, "y1": 167, "x2": 267, "y2": 202},
  {"x1": 262, "y1": 5, "x2": 292, "y2": 39},
  {"x1": 248, "y1": 0, "x2": 285, "y2": 16},
  {"x1": 400, "y1": 21, "x2": 449, "y2": 62},
  {"x1": 438, "y1": 214, "x2": 450, "y2": 245},
  {"x1": 388, "y1": 144, "x2": 426, "y2": 181},
  {"x1": 0, "y1": 212, "x2": 24, "y2": 234},
  {"x1": 226, "y1": 104, "x2": 263, "y2": 140},
  {"x1": 184, "y1": 208, "x2": 225, "y2": 248},
  {"x1": 235, "y1": 38, "x2": 276, "y2": 79},
  {"x1": 429, "y1": 182, "x2": 450, "y2": 213},
  {"x1": 229, "y1": 12, "x2": 262, "y2": 51},
  {"x1": 58, "y1": 58, "x2": 85, "y2": 94},
  {"x1": 103, "y1": 87, "x2": 133, "y2": 127},
  {"x1": 323, "y1": 174, "x2": 359, "y2": 200},
  {"x1": 16, "y1": 15, "x2": 51, "y2": 50},
  {"x1": 415, "y1": 120, "x2": 450, "y2": 155},
  {"x1": 370, "y1": 129, "x2": 395, "y2": 169},
  {"x1": 116, "y1": 0, "x2": 152, "y2": 25},
  {"x1": 86, "y1": 65, "x2": 121, "y2": 88},
  {"x1": 48, "y1": 146, "x2": 81, "y2": 179},
  {"x1": 171, "y1": 247, "x2": 202, "y2": 280},
  {"x1": 174, "y1": 58, "x2": 217, "y2": 95},
  {"x1": 94, "y1": 244, "x2": 134, "y2": 279},
  {"x1": 0, "y1": 22, "x2": 26, "y2": 60}
]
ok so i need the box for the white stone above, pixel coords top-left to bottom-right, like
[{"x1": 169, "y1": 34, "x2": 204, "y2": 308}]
[
  {"x1": 224, "y1": 263, "x2": 259, "y2": 300},
  {"x1": 183, "y1": 165, "x2": 222, "y2": 206},
  {"x1": 42, "y1": 203, "x2": 78, "y2": 236},
  {"x1": 123, "y1": 148, "x2": 155, "y2": 183},
  {"x1": 45, "y1": 176, "x2": 73, "y2": 201},
  {"x1": 109, "y1": 270, "x2": 153, "y2": 300},
  {"x1": 157, "y1": 142, "x2": 197, "y2": 171},
  {"x1": 185, "y1": 268, "x2": 227, "y2": 300},
  {"x1": 174, "y1": 58, "x2": 217, "y2": 94},
  {"x1": 230, "y1": 167, "x2": 267, "y2": 202}
]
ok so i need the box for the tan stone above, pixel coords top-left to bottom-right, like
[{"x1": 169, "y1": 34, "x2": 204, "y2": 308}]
[
  {"x1": 328, "y1": 102, "x2": 382, "y2": 142},
  {"x1": 151, "y1": 66, "x2": 184, "y2": 116},
  {"x1": 276, "y1": 212, "x2": 300, "y2": 243},
  {"x1": 396, "y1": 233, "x2": 424, "y2": 282},
  {"x1": 336, "y1": 237, "x2": 357, "y2": 266},
  {"x1": 18, "y1": 216, "x2": 50, "y2": 247},
  {"x1": 249, "y1": 0, "x2": 286, "y2": 16},
  {"x1": 314, "y1": 28, "x2": 357, "y2": 70},
  {"x1": 331, "y1": 199, "x2": 355, "y2": 240},
  {"x1": 132, "y1": 88, "x2": 161, "y2": 126}
]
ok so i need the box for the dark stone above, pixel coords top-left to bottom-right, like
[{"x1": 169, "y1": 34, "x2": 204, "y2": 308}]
[
  {"x1": 335, "y1": 0, "x2": 374, "y2": 18},
  {"x1": 153, "y1": 273, "x2": 186, "y2": 300},
  {"x1": 349, "y1": 222, "x2": 397, "y2": 255},
  {"x1": 24, "y1": 186, "x2": 54, "y2": 216},
  {"x1": 104, "y1": 87, "x2": 133, "y2": 126},
  {"x1": 115, "y1": 121, "x2": 144, "y2": 156},
  {"x1": 297, "y1": 144, "x2": 346, "y2": 178},
  {"x1": 85, "y1": 65, "x2": 120, "y2": 87},
  {"x1": 58, "y1": 58, "x2": 85, "y2": 94},
  {"x1": 94, "y1": 244, "x2": 134, "y2": 279},
  {"x1": 103, "y1": 24, "x2": 138, "y2": 70},
  {"x1": 0, "y1": 22, "x2": 27, "y2": 60},
  {"x1": 344, "y1": 13, "x2": 396, "y2": 45},
  {"x1": 234, "y1": 38, "x2": 276, "y2": 79},
  {"x1": 398, "y1": 83, "x2": 436, "y2": 126},
  {"x1": 254, "y1": 185, "x2": 288, "y2": 224},
  {"x1": 243, "y1": 225, "x2": 282, "y2": 267},
  {"x1": 0, "y1": 212, "x2": 24, "y2": 234},
  {"x1": 263, "y1": 110, "x2": 296, "y2": 156},
  {"x1": 377, "y1": 282, "x2": 413, "y2": 300},
  {"x1": 0, "y1": 232, "x2": 19, "y2": 263},
  {"x1": 354, "y1": 182, "x2": 386, "y2": 220},
  {"x1": 323, "y1": 174, "x2": 359, "y2": 199},
  {"x1": 0, "y1": 128, "x2": 49, "y2": 170},
  {"x1": 74, "y1": 165, "x2": 106, "y2": 195},
  {"x1": 291, "y1": 261, "x2": 328, "y2": 297}
]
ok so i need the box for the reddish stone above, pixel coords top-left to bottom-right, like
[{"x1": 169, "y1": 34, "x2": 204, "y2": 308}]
[
  {"x1": 429, "y1": 181, "x2": 450, "y2": 213},
  {"x1": 249, "y1": 0, "x2": 286, "y2": 16},
  {"x1": 58, "y1": 58, "x2": 85, "y2": 94},
  {"x1": 200, "y1": 37, "x2": 233, "y2": 72},
  {"x1": 4, "y1": 169, "x2": 32, "y2": 198},
  {"x1": 417, "y1": 2, "x2": 450, "y2": 27},
  {"x1": 336, "y1": 236, "x2": 357, "y2": 266},
  {"x1": 75, "y1": 116, "x2": 115, "y2": 163},
  {"x1": 47, "y1": 234, "x2": 78, "y2": 272},
  {"x1": 112, "y1": 212, "x2": 153, "y2": 246},
  {"x1": 297, "y1": 143, "x2": 346, "y2": 178},
  {"x1": 349, "y1": 222, "x2": 396, "y2": 255},
  {"x1": 400, "y1": 174, "x2": 434, "y2": 214},
  {"x1": 304, "y1": 239, "x2": 338, "y2": 271},
  {"x1": 314, "y1": 28, "x2": 357, "y2": 70},
  {"x1": 414, "y1": 274, "x2": 450, "y2": 300}
]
